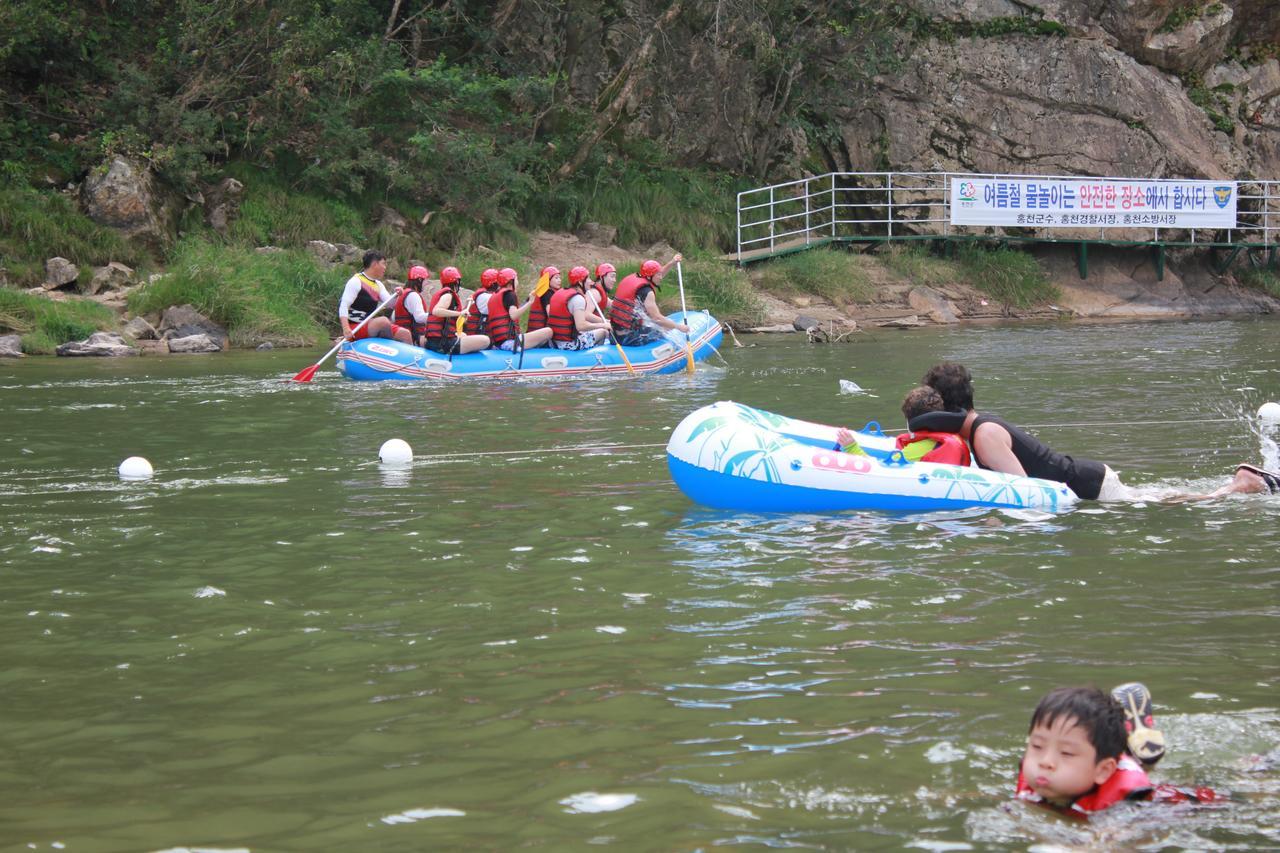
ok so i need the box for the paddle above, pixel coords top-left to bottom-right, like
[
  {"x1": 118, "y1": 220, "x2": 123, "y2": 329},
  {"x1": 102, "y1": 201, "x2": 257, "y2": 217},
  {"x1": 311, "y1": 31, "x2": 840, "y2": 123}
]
[
  {"x1": 675, "y1": 259, "x2": 695, "y2": 374},
  {"x1": 454, "y1": 294, "x2": 473, "y2": 335},
  {"x1": 532, "y1": 270, "x2": 551, "y2": 298},
  {"x1": 292, "y1": 295, "x2": 395, "y2": 383},
  {"x1": 583, "y1": 281, "x2": 634, "y2": 375}
]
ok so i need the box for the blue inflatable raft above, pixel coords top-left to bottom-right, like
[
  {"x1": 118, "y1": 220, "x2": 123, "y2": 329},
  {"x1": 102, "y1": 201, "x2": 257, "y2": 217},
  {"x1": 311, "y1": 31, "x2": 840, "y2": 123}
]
[
  {"x1": 336, "y1": 311, "x2": 721, "y2": 381},
  {"x1": 667, "y1": 401, "x2": 1078, "y2": 513}
]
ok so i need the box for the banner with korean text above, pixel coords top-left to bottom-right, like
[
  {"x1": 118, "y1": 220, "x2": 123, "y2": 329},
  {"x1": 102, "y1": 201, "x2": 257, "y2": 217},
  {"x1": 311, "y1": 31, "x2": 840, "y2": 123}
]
[{"x1": 950, "y1": 177, "x2": 1237, "y2": 229}]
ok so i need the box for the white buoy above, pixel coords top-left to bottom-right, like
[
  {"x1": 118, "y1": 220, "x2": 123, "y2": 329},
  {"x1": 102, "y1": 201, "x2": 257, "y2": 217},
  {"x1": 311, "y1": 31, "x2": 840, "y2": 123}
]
[
  {"x1": 1258, "y1": 402, "x2": 1280, "y2": 423},
  {"x1": 118, "y1": 456, "x2": 154, "y2": 480},
  {"x1": 379, "y1": 438, "x2": 413, "y2": 465}
]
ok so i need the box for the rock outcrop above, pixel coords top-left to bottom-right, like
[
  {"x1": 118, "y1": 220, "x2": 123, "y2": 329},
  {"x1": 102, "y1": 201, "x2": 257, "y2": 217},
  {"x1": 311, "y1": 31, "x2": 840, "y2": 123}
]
[
  {"x1": 43, "y1": 258, "x2": 79, "y2": 290},
  {"x1": 85, "y1": 262, "x2": 135, "y2": 296},
  {"x1": 55, "y1": 332, "x2": 138, "y2": 357},
  {"x1": 0, "y1": 335, "x2": 23, "y2": 358},
  {"x1": 158, "y1": 304, "x2": 229, "y2": 349},
  {"x1": 80, "y1": 157, "x2": 178, "y2": 251}
]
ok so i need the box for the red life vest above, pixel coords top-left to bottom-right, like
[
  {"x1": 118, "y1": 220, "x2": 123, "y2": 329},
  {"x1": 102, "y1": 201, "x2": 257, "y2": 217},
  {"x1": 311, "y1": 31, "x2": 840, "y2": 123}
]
[
  {"x1": 424, "y1": 286, "x2": 460, "y2": 341},
  {"x1": 608, "y1": 274, "x2": 654, "y2": 331},
  {"x1": 527, "y1": 290, "x2": 551, "y2": 332},
  {"x1": 894, "y1": 430, "x2": 971, "y2": 466},
  {"x1": 391, "y1": 287, "x2": 426, "y2": 342},
  {"x1": 548, "y1": 286, "x2": 584, "y2": 343},
  {"x1": 1015, "y1": 755, "x2": 1152, "y2": 815},
  {"x1": 590, "y1": 281, "x2": 610, "y2": 314},
  {"x1": 463, "y1": 288, "x2": 490, "y2": 335},
  {"x1": 486, "y1": 286, "x2": 517, "y2": 345}
]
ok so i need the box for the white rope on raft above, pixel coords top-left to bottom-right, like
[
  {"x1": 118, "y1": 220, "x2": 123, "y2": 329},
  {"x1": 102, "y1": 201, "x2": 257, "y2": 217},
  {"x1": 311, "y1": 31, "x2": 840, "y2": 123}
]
[{"x1": 430, "y1": 416, "x2": 1246, "y2": 461}]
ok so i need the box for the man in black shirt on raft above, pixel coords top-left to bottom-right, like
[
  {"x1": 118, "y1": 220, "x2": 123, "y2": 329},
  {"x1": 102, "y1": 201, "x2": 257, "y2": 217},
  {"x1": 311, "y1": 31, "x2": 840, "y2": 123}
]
[{"x1": 916, "y1": 362, "x2": 1279, "y2": 501}]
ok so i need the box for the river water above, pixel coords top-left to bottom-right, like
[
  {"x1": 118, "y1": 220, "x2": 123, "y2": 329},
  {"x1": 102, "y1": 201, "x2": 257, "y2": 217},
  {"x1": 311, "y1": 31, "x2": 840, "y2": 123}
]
[{"x1": 2, "y1": 319, "x2": 1277, "y2": 851}]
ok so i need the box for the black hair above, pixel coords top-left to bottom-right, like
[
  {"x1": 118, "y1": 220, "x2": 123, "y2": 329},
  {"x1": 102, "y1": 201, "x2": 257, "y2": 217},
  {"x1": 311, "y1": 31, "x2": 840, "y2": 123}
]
[
  {"x1": 362, "y1": 250, "x2": 386, "y2": 270},
  {"x1": 1028, "y1": 687, "x2": 1127, "y2": 760},
  {"x1": 901, "y1": 385, "x2": 945, "y2": 422},
  {"x1": 923, "y1": 361, "x2": 974, "y2": 412}
]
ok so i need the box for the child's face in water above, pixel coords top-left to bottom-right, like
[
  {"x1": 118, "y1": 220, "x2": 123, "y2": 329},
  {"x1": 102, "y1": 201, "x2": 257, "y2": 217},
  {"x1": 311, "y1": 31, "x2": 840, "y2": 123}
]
[{"x1": 1021, "y1": 714, "x2": 1118, "y2": 805}]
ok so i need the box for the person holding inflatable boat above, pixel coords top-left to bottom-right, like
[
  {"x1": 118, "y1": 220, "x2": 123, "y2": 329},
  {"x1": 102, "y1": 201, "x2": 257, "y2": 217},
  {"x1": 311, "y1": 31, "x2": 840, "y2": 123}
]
[
  {"x1": 836, "y1": 386, "x2": 970, "y2": 464},
  {"x1": 918, "y1": 361, "x2": 1279, "y2": 501},
  {"x1": 609, "y1": 253, "x2": 690, "y2": 346}
]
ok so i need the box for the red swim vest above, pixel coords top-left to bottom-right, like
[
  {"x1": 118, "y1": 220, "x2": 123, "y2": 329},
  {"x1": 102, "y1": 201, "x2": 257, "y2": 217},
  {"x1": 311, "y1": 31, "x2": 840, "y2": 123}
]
[
  {"x1": 391, "y1": 288, "x2": 426, "y2": 342},
  {"x1": 527, "y1": 289, "x2": 552, "y2": 332},
  {"x1": 486, "y1": 286, "x2": 517, "y2": 345},
  {"x1": 894, "y1": 430, "x2": 971, "y2": 466},
  {"x1": 548, "y1": 286, "x2": 584, "y2": 343},
  {"x1": 590, "y1": 280, "x2": 610, "y2": 314},
  {"x1": 608, "y1": 274, "x2": 653, "y2": 331},
  {"x1": 1015, "y1": 755, "x2": 1152, "y2": 815},
  {"x1": 424, "y1": 286, "x2": 460, "y2": 341},
  {"x1": 463, "y1": 288, "x2": 490, "y2": 335}
]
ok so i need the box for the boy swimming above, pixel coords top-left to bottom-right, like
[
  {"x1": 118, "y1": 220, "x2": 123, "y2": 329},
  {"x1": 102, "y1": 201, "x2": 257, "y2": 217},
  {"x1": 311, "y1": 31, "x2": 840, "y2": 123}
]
[{"x1": 1017, "y1": 684, "x2": 1216, "y2": 816}]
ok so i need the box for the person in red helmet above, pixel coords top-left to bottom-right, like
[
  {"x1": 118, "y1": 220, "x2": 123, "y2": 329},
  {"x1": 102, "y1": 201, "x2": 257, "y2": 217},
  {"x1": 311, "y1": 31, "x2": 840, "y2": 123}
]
[
  {"x1": 462, "y1": 268, "x2": 500, "y2": 337},
  {"x1": 526, "y1": 265, "x2": 561, "y2": 333},
  {"x1": 338, "y1": 250, "x2": 402, "y2": 342},
  {"x1": 548, "y1": 265, "x2": 611, "y2": 351},
  {"x1": 608, "y1": 253, "x2": 688, "y2": 346},
  {"x1": 589, "y1": 262, "x2": 615, "y2": 316},
  {"x1": 485, "y1": 267, "x2": 554, "y2": 352},
  {"x1": 390, "y1": 265, "x2": 433, "y2": 346},
  {"x1": 424, "y1": 265, "x2": 490, "y2": 355}
]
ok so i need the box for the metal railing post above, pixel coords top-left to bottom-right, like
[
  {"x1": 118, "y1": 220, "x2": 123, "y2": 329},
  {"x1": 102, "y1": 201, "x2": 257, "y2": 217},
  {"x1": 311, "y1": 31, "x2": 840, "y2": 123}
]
[
  {"x1": 887, "y1": 173, "x2": 894, "y2": 240},
  {"x1": 805, "y1": 178, "x2": 811, "y2": 245},
  {"x1": 769, "y1": 185, "x2": 775, "y2": 253},
  {"x1": 831, "y1": 173, "x2": 836, "y2": 239},
  {"x1": 736, "y1": 191, "x2": 742, "y2": 263}
]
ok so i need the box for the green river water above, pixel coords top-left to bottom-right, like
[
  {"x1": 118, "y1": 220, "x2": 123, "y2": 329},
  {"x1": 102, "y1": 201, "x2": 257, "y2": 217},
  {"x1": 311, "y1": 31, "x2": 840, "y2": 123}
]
[{"x1": 2, "y1": 319, "x2": 1278, "y2": 851}]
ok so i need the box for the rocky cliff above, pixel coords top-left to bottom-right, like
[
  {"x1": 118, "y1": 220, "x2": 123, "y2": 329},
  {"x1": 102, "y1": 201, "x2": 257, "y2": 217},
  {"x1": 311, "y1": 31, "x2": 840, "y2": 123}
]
[{"x1": 496, "y1": 0, "x2": 1280, "y2": 183}]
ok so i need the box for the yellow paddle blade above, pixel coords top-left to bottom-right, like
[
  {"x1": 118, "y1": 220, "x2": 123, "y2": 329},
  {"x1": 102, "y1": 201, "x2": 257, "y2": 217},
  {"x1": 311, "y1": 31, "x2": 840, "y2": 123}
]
[
  {"x1": 455, "y1": 313, "x2": 466, "y2": 334},
  {"x1": 533, "y1": 271, "x2": 550, "y2": 297}
]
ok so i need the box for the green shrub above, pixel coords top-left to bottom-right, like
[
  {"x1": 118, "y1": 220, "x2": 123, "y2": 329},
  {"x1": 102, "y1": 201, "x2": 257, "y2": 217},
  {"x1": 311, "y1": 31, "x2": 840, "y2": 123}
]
[
  {"x1": 0, "y1": 288, "x2": 118, "y2": 353},
  {"x1": 655, "y1": 255, "x2": 764, "y2": 327},
  {"x1": 1239, "y1": 267, "x2": 1280, "y2": 298},
  {"x1": 127, "y1": 238, "x2": 337, "y2": 346},
  {"x1": 754, "y1": 247, "x2": 877, "y2": 305},
  {"x1": 223, "y1": 163, "x2": 366, "y2": 248},
  {"x1": 881, "y1": 244, "x2": 957, "y2": 288},
  {"x1": 954, "y1": 244, "x2": 1057, "y2": 308},
  {"x1": 0, "y1": 185, "x2": 140, "y2": 286}
]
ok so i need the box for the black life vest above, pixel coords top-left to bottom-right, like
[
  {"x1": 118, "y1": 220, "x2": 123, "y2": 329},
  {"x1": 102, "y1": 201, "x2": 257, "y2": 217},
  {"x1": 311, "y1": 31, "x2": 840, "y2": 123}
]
[
  {"x1": 548, "y1": 286, "x2": 584, "y2": 343},
  {"x1": 424, "y1": 286, "x2": 460, "y2": 341},
  {"x1": 486, "y1": 286, "x2": 517, "y2": 345},
  {"x1": 608, "y1": 274, "x2": 654, "y2": 331},
  {"x1": 347, "y1": 273, "x2": 382, "y2": 322},
  {"x1": 391, "y1": 287, "x2": 427, "y2": 343}
]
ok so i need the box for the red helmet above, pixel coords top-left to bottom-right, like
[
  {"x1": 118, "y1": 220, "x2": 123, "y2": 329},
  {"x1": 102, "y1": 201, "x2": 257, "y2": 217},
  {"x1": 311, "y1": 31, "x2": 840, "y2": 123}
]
[
  {"x1": 594, "y1": 262, "x2": 616, "y2": 280},
  {"x1": 480, "y1": 268, "x2": 498, "y2": 288},
  {"x1": 568, "y1": 265, "x2": 589, "y2": 285},
  {"x1": 408, "y1": 265, "x2": 430, "y2": 282},
  {"x1": 439, "y1": 266, "x2": 461, "y2": 285},
  {"x1": 640, "y1": 259, "x2": 661, "y2": 278},
  {"x1": 540, "y1": 266, "x2": 560, "y2": 281},
  {"x1": 497, "y1": 267, "x2": 517, "y2": 285}
]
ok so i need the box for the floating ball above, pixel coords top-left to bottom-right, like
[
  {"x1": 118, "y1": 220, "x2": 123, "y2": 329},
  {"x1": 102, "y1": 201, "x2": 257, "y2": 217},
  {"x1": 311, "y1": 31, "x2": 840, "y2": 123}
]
[
  {"x1": 118, "y1": 456, "x2": 153, "y2": 480},
  {"x1": 379, "y1": 438, "x2": 413, "y2": 465},
  {"x1": 1258, "y1": 402, "x2": 1280, "y2": 423}
]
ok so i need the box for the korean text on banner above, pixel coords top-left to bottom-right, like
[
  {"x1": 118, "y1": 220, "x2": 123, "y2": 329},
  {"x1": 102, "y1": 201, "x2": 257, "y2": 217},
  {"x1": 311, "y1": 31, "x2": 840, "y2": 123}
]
[{"x1": 950, "y1": 177, "x2": 1237, "y2": 229}]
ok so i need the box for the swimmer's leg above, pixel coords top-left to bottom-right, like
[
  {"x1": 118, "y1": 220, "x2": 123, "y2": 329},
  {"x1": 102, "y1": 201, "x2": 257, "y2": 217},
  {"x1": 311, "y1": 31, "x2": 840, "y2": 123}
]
[{"x1": 1112, "y1": 681, "x2": 1166, "y2": 768}]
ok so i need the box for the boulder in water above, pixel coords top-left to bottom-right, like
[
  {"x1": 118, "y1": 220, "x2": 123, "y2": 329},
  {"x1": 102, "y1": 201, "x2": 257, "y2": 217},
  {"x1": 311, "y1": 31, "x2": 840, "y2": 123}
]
[
  {"x1": 55, "y1": 332, "x2": 138, "y2": 357},
  {"x1": 166, "y1": 333, "x2": 223, "y2": 354}
]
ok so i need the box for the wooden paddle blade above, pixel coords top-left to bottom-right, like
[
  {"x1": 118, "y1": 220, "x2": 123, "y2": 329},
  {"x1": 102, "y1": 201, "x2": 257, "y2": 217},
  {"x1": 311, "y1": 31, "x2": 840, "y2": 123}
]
[{"x1": 291, "y1": 363, "x2": 321, "y2": 383}]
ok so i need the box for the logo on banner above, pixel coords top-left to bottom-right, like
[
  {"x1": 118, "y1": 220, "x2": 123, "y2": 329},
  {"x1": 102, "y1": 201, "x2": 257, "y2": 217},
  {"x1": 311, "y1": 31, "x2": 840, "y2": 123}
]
[
  {"x1": 1212, "y1": 186, "x2": 1233, "y2": 208},
  {"x1": 958, "y1": 181, "x2": 977, "y2": 202}
]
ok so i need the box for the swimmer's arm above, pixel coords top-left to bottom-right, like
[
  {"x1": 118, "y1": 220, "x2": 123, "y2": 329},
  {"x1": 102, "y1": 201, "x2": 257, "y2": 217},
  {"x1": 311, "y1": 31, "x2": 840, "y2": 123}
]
[{"x1": 972, "y1": 422, "x2": 1025, "y2": 476}]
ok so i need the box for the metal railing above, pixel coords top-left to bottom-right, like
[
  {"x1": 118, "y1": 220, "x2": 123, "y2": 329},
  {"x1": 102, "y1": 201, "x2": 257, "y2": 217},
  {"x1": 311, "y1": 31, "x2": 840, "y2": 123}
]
[{"x1": 735, "y1": 171, "x2": 1280, "y2": 265}]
